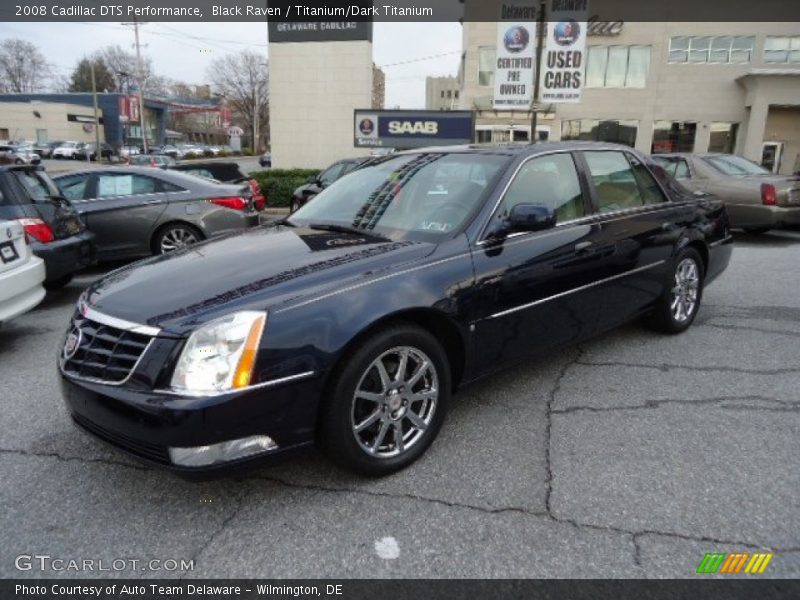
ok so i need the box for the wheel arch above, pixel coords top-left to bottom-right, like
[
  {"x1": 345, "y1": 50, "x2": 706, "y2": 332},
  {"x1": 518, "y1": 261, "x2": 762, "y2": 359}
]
[{"x1": 150, "y1": 219, "x2": 205, "y2": 254}]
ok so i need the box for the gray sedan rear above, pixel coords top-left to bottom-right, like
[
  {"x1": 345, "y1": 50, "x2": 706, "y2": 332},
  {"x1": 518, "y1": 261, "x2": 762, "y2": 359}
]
[
  {"x1": 53, "y1": 167, "x2": 260, "y2": 260},
  {"x1": 652, "y1": 153, "x2": 800, "y2": 233}
]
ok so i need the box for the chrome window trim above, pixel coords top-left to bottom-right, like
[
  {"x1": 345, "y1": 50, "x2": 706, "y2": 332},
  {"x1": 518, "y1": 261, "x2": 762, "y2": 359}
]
[
  {"x1": 486, "y1": 260, "x2": 666, "y2": 320},
  {"x1": 154, "y1": 370, "x2": 317, "y2": 397},
  {"x1": 78, "y1": 302, "x2": 162, "y2": 337},
  {"x1": 60, "y1": 339, "x2": 156, "y2": 387}
]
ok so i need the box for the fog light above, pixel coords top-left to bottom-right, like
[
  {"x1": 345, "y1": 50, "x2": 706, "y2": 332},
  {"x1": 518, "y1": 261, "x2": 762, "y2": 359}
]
[{"x1": 169, "y1": 435, "x2": 277, "y2": 467}]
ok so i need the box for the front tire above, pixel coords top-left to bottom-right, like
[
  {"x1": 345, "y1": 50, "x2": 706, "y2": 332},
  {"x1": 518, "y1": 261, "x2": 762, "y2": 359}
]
[
  {"x1": 644, "y1": 247, "x2": 704, "y2": 334},
  {"x1": 318, "y1": 324, "x2": 450, "y2": 476}
]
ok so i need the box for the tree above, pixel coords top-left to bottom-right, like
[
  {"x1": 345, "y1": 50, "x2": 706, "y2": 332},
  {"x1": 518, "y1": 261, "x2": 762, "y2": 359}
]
[
  {"x1": 68, "y1": 57, "x2": 116, "y2": 93},
  {"x1": 206, "y1": 51, "x2": 269, "y2": 151},
  {"x1": 0, "y1": 38, "x2": 52, "y2": 93}
]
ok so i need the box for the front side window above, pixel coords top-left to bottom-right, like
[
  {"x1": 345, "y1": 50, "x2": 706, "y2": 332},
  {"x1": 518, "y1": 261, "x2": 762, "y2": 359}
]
[
  {"x1": 502, "y1": 153, "x2": 585, "y2": 223},
  {"x1": 584, "y1": 151, "x2": 647, "y2": 213},
  {"x1": 478, "y1": 46, "x2": 496, "y2": 86},
  {"x1": 289, "y1": 153, "x2": 509, "y2": 242}
]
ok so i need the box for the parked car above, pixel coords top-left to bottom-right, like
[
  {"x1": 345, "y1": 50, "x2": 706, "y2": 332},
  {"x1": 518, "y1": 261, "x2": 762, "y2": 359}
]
[
  {"x1": 0, "y1": 219, "x2": 46, "y2": 325},
  {"x1": 52, "y1": 166, "x2": 260, "y2": 261},
  {"x1": 58, "y1": 142, "x2": 732, "y2": 476},
  {"x1": 0, "y1": 165, "x2": 95, "y2": 288},
  {"x1": 132, "y1": 154, "x2": 177, "y2": 169},
  {"x1": 290, "y1": 157, "x2": 373, "y2": 212},
  {"x1": 651, "y1": 153, "x2": 800, "y2": 233},
  {"x1": 258, "y1": 152, "x2": 272, "y2": 168},
  {"x1": 0, "y1": 144, "x2": 41, "y2": 165},
  {"x1": 75, "y1": 142, "x2": 116, "y2": 162},
  {"x1": 32, "y1": 142, "x2": 55, "y2": 158},
  {"x1": 52, "y1": 142, "x2": 82, "y2": 160},
  {"x1": 170, "y1": 161, "x2": 266, "y2": 210},
  {"x1": 119, "y1": 145, "x2": 141, "y2": 158}
]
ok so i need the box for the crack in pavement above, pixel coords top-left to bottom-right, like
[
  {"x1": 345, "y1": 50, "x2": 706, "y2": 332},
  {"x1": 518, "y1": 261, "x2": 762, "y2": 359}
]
[
  {"x1": 698, "y1": 322, "x2": 800, "y2": 338},
  {"x1": 575, "y1": 360, "x2": 800, "y2": 376},
  {"x1": 0, "y1": 447, "x2": 151, "y2": 472},
  {"x1": 545, "y1": 347, "x2": 583, "y2": 516},
  {"x1": 178, "y1": 485, "x2": 251, "y2": 580},
  {"x1": 245, "y1": 473, "x2": 795, "y2": 554},
  {"x1": 552, "y1": 395, "x2": 800, "y2": 415}
]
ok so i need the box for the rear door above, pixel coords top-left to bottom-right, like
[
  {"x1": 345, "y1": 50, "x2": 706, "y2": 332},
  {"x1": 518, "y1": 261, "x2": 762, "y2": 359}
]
[
  {"x1": 578, "y1": 150, "x2": 684, "y2": 330},
  {"x1": 73, "y1": 171, "x2": 168, "y2": 258}
]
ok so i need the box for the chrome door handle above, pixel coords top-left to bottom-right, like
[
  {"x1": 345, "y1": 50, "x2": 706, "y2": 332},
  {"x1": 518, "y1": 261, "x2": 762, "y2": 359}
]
[{"x1": 574, "y1": 241, "x2": 594, "y2": 254}]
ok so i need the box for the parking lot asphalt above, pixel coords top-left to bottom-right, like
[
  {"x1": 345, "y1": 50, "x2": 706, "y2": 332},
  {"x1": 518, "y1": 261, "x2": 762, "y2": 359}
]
[{"x1": 1, "y1": 230, "x2": 798, "y2": 579}]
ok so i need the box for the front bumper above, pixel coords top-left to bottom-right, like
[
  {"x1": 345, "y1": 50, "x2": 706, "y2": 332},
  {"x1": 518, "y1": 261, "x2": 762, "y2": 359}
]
[
  {"x1": 727, "y1": 204, "x2": 800, "y2": 229},
  {"x1": 32, "y1": 230, "x2": 96, "y2": 283},
  {"x1": 59, "y1": 369, "x2": 321, "y2": 476}
]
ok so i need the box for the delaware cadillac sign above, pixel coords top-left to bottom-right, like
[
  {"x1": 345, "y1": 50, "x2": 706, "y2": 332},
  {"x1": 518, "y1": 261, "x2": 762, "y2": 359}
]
[{"x1": 354, "y1": 110, "x2": 475, "y2": 149}]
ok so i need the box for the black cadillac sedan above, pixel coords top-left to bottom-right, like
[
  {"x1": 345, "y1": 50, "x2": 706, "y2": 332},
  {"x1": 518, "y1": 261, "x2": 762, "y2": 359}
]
[{"x1": 59, "y1": 142, "x2": 732, "y2": 476}]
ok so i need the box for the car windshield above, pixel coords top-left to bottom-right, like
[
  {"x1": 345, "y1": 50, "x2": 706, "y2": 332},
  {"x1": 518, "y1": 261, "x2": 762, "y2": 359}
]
[
  {"x1": 288, "y1": 152, "x2": 509, "y2": 242},
  {"x1": 704, "y1": 155, "x2": 769, "y2": 176}
]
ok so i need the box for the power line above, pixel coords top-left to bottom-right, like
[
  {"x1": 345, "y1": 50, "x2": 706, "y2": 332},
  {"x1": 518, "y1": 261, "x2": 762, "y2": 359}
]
[{"x1": 379, "y1": 50, "x2": 462, "y2": 68}]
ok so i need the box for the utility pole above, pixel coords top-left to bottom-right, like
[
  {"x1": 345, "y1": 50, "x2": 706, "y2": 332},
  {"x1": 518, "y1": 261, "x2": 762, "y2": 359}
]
[
  {"x1": 530, "y1": 0, "x2": 546, "y2": 144},
  {"x1": 90, "y1": 60, "x2": 101, "y2": 162},
  {"x1": 125, "y1": 17, "x2": 149, "y2": 154}
]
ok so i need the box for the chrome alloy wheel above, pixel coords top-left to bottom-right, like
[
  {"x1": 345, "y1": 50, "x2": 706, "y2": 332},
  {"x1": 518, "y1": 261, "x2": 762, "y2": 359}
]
[
  {"x1": 160, "y1": 227, "x2": 199, "y2": 253},
  {"x1": 671, "y1": 257, "x2": 700, "y2": 323},
  {"x1": 351, "y1": 346, "x2": 439, "y2": 458}
]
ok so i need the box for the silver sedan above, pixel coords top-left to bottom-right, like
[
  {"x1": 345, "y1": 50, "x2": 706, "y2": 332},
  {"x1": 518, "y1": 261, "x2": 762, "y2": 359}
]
[
  {"x1": 53, "y1": 167, "x2": 260, "y2": 260},
  {"x1": 652, "y1": 153, "x2": 800, "y2": 233}
]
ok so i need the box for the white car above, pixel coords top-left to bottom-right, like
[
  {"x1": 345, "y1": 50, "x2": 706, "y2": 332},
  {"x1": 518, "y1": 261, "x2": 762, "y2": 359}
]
[
  {"x1": 52, "y1": 141, "x2": 81, "y2": 159},
  {"x1": 0, "y1": 220, "x2": 46, "y2": 325}
]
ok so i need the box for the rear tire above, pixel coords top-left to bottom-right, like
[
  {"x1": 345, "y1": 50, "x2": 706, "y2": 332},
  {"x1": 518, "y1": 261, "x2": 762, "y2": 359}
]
[
  {"x1": 318, "y1": 324, "x2": 450, "y2": 476},
  {"x1": 152, "y1": 223, "x2": 203, "y2": 255},
  {"x1": 644, "y1": 247, "x2": 704, "y2": 334}
]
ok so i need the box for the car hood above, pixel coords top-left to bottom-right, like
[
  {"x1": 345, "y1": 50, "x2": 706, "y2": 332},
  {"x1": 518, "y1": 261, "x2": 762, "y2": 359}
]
[{"x1": 83, "y1": 225, "x2": 435, "y2": 336}]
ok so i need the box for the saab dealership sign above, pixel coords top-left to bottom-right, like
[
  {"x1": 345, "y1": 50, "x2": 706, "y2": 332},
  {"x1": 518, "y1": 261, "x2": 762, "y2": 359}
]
[
  {"x1": 541, "y1": 0, "x2": 589, "y2": 104},
  {"x1": 354, "y1": 111, "x2": 474, "y2": 149}
]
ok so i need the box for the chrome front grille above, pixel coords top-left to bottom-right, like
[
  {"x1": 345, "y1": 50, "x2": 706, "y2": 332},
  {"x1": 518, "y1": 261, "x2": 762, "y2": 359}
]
[{"x1": 61, "y1": 314, "x2": 152, "y2": 384}]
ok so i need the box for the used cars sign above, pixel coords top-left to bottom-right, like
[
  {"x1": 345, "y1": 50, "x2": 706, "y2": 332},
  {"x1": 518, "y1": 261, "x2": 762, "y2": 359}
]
[{"x1": 354, "y1": 110, "x2": 475, "y2": 149}]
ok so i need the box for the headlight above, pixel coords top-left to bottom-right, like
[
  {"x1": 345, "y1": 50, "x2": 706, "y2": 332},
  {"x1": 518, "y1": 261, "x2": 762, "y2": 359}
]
[{"x1": 170, "y1": 311, "x2": 267, "y2": 394}]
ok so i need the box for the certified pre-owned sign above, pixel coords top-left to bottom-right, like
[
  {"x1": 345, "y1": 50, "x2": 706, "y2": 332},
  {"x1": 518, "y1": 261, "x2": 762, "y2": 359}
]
[{"x1": 354, "y1": 110, "x2": 475, "y2": 149}]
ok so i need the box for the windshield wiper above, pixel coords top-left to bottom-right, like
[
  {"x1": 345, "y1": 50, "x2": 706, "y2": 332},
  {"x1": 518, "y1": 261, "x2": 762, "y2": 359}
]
[{"x1": 307, "y1": 222, "x2": 388, "y2": 240}]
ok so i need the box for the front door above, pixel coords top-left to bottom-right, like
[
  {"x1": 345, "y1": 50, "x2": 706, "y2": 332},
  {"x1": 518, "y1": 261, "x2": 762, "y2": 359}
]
[{"x1": 470, "y1": 151, "x2": 607, "y2": 372}]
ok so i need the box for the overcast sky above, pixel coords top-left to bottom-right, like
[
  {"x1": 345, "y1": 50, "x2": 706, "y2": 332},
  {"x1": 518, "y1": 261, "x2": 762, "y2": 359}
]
[{"x1": 0, "y1": 22, "x2": 463, "y2": 107}]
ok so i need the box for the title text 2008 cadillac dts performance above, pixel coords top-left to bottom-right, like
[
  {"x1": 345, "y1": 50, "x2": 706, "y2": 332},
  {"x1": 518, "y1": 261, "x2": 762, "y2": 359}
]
[{"x1": 59, "y1": 142, "x2": 732, "y2": 476}]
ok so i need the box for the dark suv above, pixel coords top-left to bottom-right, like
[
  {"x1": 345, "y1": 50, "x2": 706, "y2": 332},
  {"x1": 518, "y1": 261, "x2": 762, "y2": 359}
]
[{"x1": 0, "y1": 164, "x2": 95, "y2": 288}]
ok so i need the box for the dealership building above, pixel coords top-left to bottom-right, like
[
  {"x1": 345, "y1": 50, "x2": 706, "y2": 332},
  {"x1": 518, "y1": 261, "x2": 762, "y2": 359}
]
[{"x1": 458, "y1": 21, "x2": 800, "y2": 174}]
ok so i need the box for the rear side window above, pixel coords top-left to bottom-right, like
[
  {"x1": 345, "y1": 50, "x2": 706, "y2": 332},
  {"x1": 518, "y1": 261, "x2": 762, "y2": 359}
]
[
  {"x1": 160, "y1": 181, "x2": 186, "y2": 192},
  {"x1": 13, "y1": 170, "x2": 57, "y2": 204},
  {"x1": 584, "y1": 151, "x2": 646, "y2": 213},
  {"x1": 502, "y1": 153, "x2": 585, "y2": 222},
  {"x1": 96, "y1": 174, "x2": 158, "y2": 197},
  {"x1": 628, "y1": 155, "x2": 667, "y2": 204}
]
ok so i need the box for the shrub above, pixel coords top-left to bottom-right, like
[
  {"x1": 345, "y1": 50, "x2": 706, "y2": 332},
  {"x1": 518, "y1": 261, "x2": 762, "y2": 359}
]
[{"x1": 251, "y1": 169, "x2": 320, "y2": 208}]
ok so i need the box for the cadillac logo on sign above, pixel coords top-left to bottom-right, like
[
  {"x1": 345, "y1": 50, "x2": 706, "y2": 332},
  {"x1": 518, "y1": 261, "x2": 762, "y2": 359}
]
[{"x1": 63, "y1": 327, "x2": 82, "y2": 360}]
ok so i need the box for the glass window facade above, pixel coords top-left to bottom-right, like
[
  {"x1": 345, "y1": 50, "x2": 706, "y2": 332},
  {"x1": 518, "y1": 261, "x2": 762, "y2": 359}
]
[
  {"x1": 561, "y1": 119, "x2": 638, "y2": 147},
  {"x1": 764, "y1": 36, "x2": 800, "y2": 63},
  {"x1": 478, "y1": 46, "x2": 496, "y2": 86},
  {"x1": 586, "y1": 46, "x2": 651, "y2": 88},
  {"x1": 652, "y1": 122, "x2": 697, "y2": 154},
  {"x1": 708, "y1": 123, "x2": 739, "y2": 154},
  {"x1": 668, "y1": 36, "x2": 754, "y2": 64}
]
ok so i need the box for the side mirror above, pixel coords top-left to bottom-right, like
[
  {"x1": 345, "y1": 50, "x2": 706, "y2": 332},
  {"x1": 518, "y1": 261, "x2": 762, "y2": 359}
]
[{"x1": 507, "y1": 204, "x2": 557, "y2": 233}]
